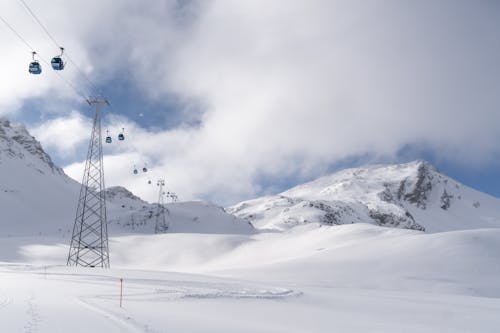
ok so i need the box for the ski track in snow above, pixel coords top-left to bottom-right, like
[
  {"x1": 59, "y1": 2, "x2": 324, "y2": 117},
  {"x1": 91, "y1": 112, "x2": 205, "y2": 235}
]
[
  {"x1": 90, "y1": 285, "x2": 301, "y2": 303},
  {"x1": 0, "y1": 293, "x2": 12, "y2": 310},
  {"x1": 77, "y1": 297, "x2": 146, "y2": 333},
  {"x1": 92, "y1": 279, "x2": 301, "y2": 302},
  {"x1": 24, "y1": 293, "x2": 42, "y2": 333},
  {"x1": 22, "y1": 271, "x2": 302, "y2": 301},
  {"x1": 77, "y1": 284, "x2": 301, "y2": 333}
]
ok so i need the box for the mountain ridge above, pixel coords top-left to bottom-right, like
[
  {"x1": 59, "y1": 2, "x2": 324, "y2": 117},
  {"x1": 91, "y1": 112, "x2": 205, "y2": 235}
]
[
  {"x1": 2, "y1": 117, "x2": 499, "y2": 236},
  {"x1": 0, "y1": 117, "x2": 66, "y2": 177},
  {"x1": 228, "y1": 160, "x2": 500, "y2": 233}
]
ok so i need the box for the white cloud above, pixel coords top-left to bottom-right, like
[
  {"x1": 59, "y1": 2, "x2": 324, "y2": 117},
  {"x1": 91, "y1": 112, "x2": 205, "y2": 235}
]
[
  {"x1": 2, "y1": 1, "x2": 500, "y2": 204},
  {"x1": 30, "y1": 110, "x2": 91, "y2": 157}
]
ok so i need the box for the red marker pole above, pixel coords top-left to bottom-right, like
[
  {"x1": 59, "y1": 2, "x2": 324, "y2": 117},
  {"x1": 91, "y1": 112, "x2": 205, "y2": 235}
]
[{"x1": 120, "y1": 278, "x2": 123, "y2": 308}]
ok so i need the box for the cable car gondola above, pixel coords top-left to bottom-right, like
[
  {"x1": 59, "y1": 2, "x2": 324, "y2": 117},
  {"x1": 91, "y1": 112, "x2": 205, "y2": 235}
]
[
  {"x1": 105, "y1": 130, "x2": 112, "y2": 143},
  {"x1": 51, "y1": 47, "x2": 65, "y2": 70},
  {"x1": 118, "y1": 128, "x2": 125, "y2": 141},
  {"x1": 29, "y1": 51, "x2": 42, "y2": 75},
  {"x1": 133, "y1": 165, "x2": 138, "y2": 175}
]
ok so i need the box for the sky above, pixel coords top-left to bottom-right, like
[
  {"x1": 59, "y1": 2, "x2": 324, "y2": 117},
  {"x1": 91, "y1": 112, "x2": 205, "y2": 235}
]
[{"x1": 1, "y1": 0, "x2": 500, "y2": 205}]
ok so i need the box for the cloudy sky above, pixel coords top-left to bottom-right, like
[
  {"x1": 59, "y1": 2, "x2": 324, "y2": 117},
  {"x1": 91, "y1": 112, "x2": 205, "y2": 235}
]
[{"x1": 1, "y1": 0, "x2": 499, "y2": 205}]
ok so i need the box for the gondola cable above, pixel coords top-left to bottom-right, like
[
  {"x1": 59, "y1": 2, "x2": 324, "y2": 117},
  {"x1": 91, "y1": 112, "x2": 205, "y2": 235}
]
[
  {"x1": 4, "y1": 5, "x2": 129, "y2": 140},
  {"x1": 18, "y1": 0, "x2": 59, "y2": 49},
  {"x1": 0, "y1": 14, "x2": 89, "y2": 101},
  {"x1": 0, "y1": 14, "x2": 36, "y2": 51},
  {"x1": 17, "y1": 0, "x2": 101, "y2": 96}
]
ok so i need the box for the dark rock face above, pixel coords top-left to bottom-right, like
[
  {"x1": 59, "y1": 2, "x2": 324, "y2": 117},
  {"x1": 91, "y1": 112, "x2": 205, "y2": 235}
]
[
  {"x1": 379, "y1": 183, "x2": 396, "y2": 203},
  {"x1": 369, "y1": 210, "x2": 425, "y2": 231},
  {"x1": 401, "y1": 163, "x2": 434, "y2": 209},
  {"x1": 378, "y1": 161, "x2": 462, "y2": 214},
  {"x1": 304, "y1": 200, "x2": 356, "y2": 225},
  {"x1": 440, "y1": 190, "x2": 454, "y2": 210}
]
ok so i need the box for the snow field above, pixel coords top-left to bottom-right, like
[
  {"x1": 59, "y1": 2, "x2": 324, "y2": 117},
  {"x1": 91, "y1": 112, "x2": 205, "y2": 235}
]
[
  {"x1": 4, "y1": 223, "x2": 500, "y2": 298},
  {"x1": 1, "y1": 262, "x2": 500, "y2": 333},
  {"x1": 2, "y1": 221, "x2": 500, "y2": 332}
]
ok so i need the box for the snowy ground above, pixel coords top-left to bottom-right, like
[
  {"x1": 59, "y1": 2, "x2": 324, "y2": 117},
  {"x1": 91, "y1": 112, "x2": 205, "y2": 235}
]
[
  {"x1": 1, "y1": 264, "x2": 500, "y2": 333},
  {"x1": 2, "y1": 223, "x2": 500, "y2": 332}
]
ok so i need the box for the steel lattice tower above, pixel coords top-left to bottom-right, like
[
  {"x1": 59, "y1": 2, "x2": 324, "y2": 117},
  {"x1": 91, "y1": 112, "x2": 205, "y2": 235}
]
[
  {"x1": 155, "y1": 179, "x2": 169, "y2": 233},
  {"x1": 67, "y1": 98, "x2": 110, "y2": 268}
]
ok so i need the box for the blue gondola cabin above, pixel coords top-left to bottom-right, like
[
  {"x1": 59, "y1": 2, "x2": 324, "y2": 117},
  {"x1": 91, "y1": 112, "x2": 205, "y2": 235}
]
[
  {"x1": 29, "y1": 62, "x2": 42, "y2": 74},
  {"x1": 51, "y1": 57, "x2": 64, "y2": 70}
]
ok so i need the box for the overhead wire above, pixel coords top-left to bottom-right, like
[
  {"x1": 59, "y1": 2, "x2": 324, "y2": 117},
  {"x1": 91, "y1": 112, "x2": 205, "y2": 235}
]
[
  {"x1": 16, "y1": 0, "x2": 102, "y2": 97},
  {"x1": 17, "y1": 0, "x2": 59, "y2": 49},
  {"x1": 0, "y1": 14, "x2": 89, "y2": 101},
  {"x1": 0, "y1": 14, "x2": 36, "y2": 51},
  {"x1": 40, "y1": 58, "x2": 90, "y2": 101}
]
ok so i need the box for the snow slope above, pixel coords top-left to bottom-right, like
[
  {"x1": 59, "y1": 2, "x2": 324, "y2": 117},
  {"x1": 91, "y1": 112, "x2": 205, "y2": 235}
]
[
  {"x1": 1, "y1": 261, "x2": 499, "y2": 333},
  {"x1": 0, "y1": 118, "x2": 253, "y2": 237},
  {"x1": 0, "y1": 117, "x2": 79, "y2": 236},
  {"x1": 8, "y1": 223, "x2": 500, "y2": 298},
  {"x1": 228, "y1": 161, "x2": 500, "y2": 232},
  {"x1": 2, "y1": 223, "x2": 500, "y2": 332}
]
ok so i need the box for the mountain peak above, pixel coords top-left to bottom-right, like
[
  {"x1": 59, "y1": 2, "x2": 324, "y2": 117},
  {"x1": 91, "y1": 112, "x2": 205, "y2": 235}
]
[
  {"x1": 229, "y1": 160, "x2": 500, "y2": 233},
  {"x1": 0, "y1": 117, "x2": 65, "y2": 176},
  {"x1": 410, "y1": 159, "x2": 438, "y2": 172},
  {"x1": 105, "y1": 186, "x2": 147, "y2": 204}
]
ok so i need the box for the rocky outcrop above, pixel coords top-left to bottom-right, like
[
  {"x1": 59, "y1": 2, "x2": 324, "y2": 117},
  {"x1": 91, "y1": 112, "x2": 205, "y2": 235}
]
[
  {"x1": 369, "y1": 210, "x2": 425, "y2": 231},
  {"x1": 0, "y1": 117, "x2": 64, "y2": 176},
  {"x1": 304, "y1": 200, "x2": 357, "y2": 225},
  {"x1": 398, "y1": 162, "x2": 435, "y2": 209},
  {"x1": 440, "y1": 190, "x2": 453, "y2": 210}
]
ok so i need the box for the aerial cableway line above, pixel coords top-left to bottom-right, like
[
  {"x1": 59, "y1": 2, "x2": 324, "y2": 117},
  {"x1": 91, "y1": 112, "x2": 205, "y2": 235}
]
[
  {"x1": 0, "y1": 14, "x2": 89, "y2": 100},
  {"x1": 2, "y1": 5, "x2": 113, "y2": 267},
  {"x1": 16, "y1": 0, "x2": 101, "y2": 94}
]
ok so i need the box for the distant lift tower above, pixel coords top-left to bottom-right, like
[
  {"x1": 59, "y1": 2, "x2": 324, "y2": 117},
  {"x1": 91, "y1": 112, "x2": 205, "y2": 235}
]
[
  {"x1": 67, "y1": 98, "x2": 110, "y2": 268},
  {"x1": 155, "y1": 179, "x2": 169, "y2": 233}
]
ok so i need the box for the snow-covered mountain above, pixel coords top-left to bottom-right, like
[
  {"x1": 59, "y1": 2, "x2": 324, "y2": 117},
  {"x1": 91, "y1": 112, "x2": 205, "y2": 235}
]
[
  {"x1": 106, "y1": 186, "x2": 254, "y2": 235},
  {"x1": 3, "y1": 117, "x2": 499, "y2": 237},
  {"x1": 228, "y1": 161, "x2": 500, "y2": 233},
  {"x1": 0, "y1": 118, "x2": 253, "y2": 236},
  {"x1": 0, "y1": 117, "x2": 79, "y2": 236}
]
